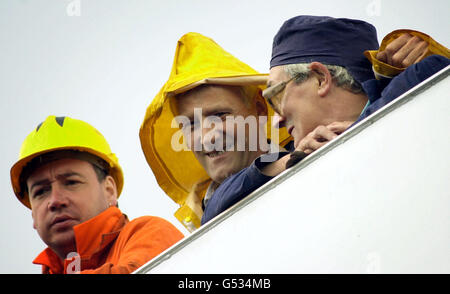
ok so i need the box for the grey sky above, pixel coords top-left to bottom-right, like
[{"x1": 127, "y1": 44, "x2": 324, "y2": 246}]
[{"x1": 0, "y1": 0, "x2": 448, "y2": 273}]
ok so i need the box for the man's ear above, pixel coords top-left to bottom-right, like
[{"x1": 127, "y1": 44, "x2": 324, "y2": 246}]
[
  {"x1": 309, "y1": 62, "x2": 332, "y2": 97},
  {"x1": 32, "y1": 210, "x2": 37, "y2": 230},
  {"x1": 255, "y1": 92, "x2": 268, "y2": 117},
  {"x1": 103, "y1": 175, "x2": 118, "y2": 207}
]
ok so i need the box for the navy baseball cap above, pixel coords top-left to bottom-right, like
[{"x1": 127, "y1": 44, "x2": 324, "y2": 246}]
[{"x1": 270, "y1": 15, "x2": 379, "y2": 84}]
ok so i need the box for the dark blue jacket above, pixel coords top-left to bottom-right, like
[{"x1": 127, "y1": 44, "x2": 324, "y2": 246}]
[
  {"x1": 201, "y1": 55, "x2": 450, "y2": 225},
  {"x1": 355, "y1": 55, "x2": 449, "y2": 124}
]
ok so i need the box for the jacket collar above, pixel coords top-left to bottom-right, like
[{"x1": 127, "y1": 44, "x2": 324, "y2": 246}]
[{"x1": 33, "y1": 207, "x2": 128, "y2": 274}]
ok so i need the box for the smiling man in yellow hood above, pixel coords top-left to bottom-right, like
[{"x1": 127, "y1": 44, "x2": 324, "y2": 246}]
[{"x1": 140, "y1": 33, "x2": 291, "y2": 231}]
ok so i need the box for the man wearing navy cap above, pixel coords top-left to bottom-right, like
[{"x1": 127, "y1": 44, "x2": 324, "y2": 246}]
[
  {"x1": 265, "y1": 15, "x2": 449, "y2": 155},
  {"x1": 201, "y1": 15, "x2": 449, "y2": 225}
]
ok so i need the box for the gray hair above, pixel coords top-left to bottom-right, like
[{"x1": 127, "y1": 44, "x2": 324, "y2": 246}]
[{"x1": 284, "y1": 63, "x2": 364, "y2": 94}]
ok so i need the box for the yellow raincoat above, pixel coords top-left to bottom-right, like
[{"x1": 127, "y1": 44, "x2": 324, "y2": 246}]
[
  {"x1": 139, "y1": 33, "x2": 291, "y2": 231},
  {"x1": 365, "y1": 29, "x2": 450, "y2": 78}
]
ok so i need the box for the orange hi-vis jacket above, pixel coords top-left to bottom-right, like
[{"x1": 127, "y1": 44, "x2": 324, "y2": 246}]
[{"x1": 33, "y1": 207, "x2": 184, "y2": 274}]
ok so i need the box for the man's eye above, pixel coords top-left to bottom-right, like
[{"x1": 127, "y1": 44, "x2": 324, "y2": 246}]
[
  {"x1": 65, "y1": 180, "x2": 80, "y2": 186},
  {"x1": 32, "y1": 187, "x2": 49, "y2": 198},
  {"x1": 34, "y1": 189, "x2": 43, "y2": 197},
  {"x1": 190, "y1": 120, "x2": 200, "y2": 130},
  {"x1": 215, "y1": 112, "x2": 229, "y2": 120}
]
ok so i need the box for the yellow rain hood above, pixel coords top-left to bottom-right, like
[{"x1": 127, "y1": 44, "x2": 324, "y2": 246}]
[{"x1": 139, "y1": 32, "x2": 291, "y2": 230}]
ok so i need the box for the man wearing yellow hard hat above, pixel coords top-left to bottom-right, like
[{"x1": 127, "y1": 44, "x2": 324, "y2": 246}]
[
  {"x1": 11, "y1": 115, "x2": 183, "y2": 274},
  {"x1": 139, "y1": 32, "x2": 292, "y2": 231}
]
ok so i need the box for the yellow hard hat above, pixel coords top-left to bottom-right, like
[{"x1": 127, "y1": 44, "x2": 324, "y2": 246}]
[
  {"x1": 139, "y1": 32, "x2": 291, "y2": 230},
  {"x1": 11, "y1": 115, "x2": 124, "y2": 209}
]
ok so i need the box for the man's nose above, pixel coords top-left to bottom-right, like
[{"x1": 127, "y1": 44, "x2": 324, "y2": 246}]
[
  {"x1": 272, "y1": 113, "x2": 286, "y2": 129},
  {"x1": 47, "y1": 183, "x2": 68, "y2": 211},
  {"x1": 201, "y1": 118, "x2": 225, "y2": 152}
]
